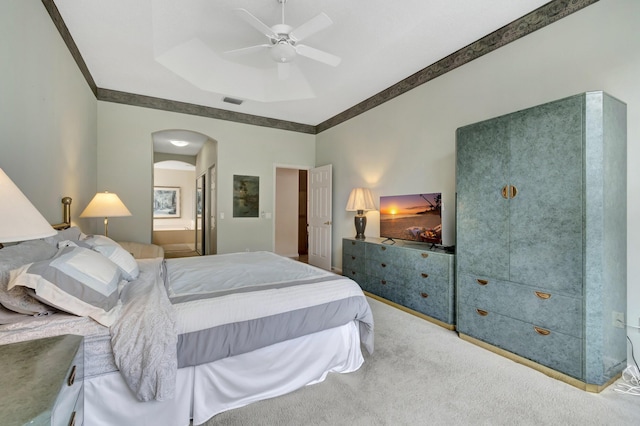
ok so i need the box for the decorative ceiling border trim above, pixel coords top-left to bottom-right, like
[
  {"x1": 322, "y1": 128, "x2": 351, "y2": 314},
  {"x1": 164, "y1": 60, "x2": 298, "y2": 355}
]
[
  {"x1": 97, "y1": 89, "x2": 317, "y2": 134},
  {"x1": 42, "y1": 0, "x2": 97, "y2": 97},
  {"x1": 44, "y1": 0, "x2": 598, "y2": 135},
  {"x1": 315, "y1": 0, "x2": 599, "y2": 133}
]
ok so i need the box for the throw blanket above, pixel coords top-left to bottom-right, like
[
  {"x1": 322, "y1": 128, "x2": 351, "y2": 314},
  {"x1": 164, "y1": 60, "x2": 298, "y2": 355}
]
[{"x1": 110, "y1": 258, "x2": 177, "y2": 402}]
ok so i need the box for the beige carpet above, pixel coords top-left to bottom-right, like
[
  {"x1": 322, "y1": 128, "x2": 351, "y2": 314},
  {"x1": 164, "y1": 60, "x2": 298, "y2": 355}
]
[{"x1": 204, "y1": 297, "x2": 640, "y2": 425}]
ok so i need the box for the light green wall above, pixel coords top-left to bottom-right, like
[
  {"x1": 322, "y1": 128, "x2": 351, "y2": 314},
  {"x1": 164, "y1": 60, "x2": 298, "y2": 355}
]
[
  {"x1": 96, "y1": 101, "x2": 315, "y2": 252},
  {"x1": 317, "y1": 0, "x2": 640, "y2": 350},
  {"x1": 0, "y1": 0, "x2": 97, "y2": 225}
]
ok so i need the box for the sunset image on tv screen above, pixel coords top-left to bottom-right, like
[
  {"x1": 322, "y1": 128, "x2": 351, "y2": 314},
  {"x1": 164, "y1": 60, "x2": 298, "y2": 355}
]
[{"x1": 379, "y1": 193, "x2": 442, "y2": 244}]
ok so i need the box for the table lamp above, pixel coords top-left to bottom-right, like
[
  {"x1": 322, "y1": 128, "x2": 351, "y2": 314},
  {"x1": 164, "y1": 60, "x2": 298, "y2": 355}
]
[
  {"x1": 0, "y1": 168, "x2": 56, "y2": 248},
  {"x1": 80, "y1": 191, "x2": 131, "y2": 237},
  {"x1": 345, "y1": 187, "x2": 376, "y2": 240}
]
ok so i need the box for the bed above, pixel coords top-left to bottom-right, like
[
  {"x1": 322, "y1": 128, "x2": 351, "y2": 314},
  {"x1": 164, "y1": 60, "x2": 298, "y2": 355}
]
[{"x1": 0, "y1": 227, "x2": 373, "y2": 426}]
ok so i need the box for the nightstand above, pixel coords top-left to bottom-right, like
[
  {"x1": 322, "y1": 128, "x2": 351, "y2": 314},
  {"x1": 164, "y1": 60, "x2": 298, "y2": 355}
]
[{"x1": 0, "y1": 334, "x2": 84, "y2": 426}]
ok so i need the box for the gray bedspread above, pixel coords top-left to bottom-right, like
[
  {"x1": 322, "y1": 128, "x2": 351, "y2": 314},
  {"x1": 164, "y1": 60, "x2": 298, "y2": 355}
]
[
  {"x1": 110, "y1": 258, "x2": 177, "y2": 402},
  {"x1": 110, "y1": 253, "x2": 374, "y2": 403}
]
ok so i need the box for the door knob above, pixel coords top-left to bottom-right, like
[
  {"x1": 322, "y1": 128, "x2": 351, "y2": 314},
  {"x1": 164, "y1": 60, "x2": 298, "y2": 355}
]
[{"x1": 324, "y1": 221, "x2": 332, "y2": 225}]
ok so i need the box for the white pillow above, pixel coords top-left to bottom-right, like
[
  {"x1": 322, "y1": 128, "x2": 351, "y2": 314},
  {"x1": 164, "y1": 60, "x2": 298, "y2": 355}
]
[
  {"x1": 80, "y1": 235, "x2": 139, "y2": 281},
  {"x1": 8, "y1": 246, "x2": 123, "y2": 326}
]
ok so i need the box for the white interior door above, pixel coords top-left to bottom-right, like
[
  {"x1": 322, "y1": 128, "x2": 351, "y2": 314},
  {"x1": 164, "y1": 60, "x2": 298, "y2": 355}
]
[{"x1": 308, "y1": 164, "x2": 332, "y2": 270}]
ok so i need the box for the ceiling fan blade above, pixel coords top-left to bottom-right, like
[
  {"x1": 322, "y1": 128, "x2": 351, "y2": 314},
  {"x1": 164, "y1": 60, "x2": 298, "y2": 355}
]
[
  {"x1": 225, "y1": 44, "x2": 270, "y2": 56},
  {"x1": 289, "y1": 12, "x2": 333, "y2": 43},
  {"x1": 295, "y1": 44, "x2": 341, "y2": 67},
  {"x1": 277, "y1": 62, "x2": 291, "y2": 80},
  {"x1": 234, "y1": 8, "x2": 277, "y2": 39}
]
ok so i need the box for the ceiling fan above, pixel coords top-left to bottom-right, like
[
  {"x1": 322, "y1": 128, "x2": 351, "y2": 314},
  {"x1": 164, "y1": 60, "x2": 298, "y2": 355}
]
[{"x1": 226, "y1": 0, "x2": 341, "y2": 80}]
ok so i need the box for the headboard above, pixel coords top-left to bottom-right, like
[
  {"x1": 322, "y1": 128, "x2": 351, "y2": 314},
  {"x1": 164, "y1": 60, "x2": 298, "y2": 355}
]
[{"x1": 52, "y1": 197, "x2": 72, "y2": 230}]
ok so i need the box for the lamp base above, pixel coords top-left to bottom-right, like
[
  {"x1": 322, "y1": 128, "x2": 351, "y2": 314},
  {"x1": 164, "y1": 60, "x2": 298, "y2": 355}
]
[{"x1": 354, "y1": 214, "x2": 367, "y2": 240}]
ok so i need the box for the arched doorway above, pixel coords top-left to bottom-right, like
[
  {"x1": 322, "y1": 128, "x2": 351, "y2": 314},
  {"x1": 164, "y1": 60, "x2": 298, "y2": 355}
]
[{"x1": 152, "y1": 129, "x2": 217, "y2": 256}]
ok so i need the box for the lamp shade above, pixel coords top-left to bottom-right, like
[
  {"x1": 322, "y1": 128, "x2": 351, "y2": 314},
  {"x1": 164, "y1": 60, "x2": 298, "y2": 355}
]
[
  {"x1": 0, "y1": 168, "x2": 57, "y2": 243},
  {"x1": 345, "y1": 188, "x2": 376, "y2": 212},
  {"x1": 80, "y1": 192, "x2": 131, "y2": 218},
  {"x1": 80, "y1": 191, "x2": 131, "y2": 237}
]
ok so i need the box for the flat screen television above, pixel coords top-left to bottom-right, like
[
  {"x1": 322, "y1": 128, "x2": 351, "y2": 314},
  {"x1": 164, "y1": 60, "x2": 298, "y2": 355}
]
[{"x1": 379, "y1": 192, "x2": 442, "y2": 245}]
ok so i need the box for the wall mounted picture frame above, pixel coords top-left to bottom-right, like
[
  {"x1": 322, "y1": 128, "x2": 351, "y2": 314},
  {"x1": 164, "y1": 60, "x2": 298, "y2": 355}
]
[
  {"x1": 233, "y1": 175, "x2": 259, "y2": 217},
  {"x1": 153, "y1": 186, "x2": 181, "y2": 218}
]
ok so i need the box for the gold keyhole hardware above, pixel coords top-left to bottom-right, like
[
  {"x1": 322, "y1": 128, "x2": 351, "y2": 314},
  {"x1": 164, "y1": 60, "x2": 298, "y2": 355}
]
[
  {"x1": 381, "y1": 280, "x2": 387, "y2": 285},
  {"x1": 534, "y1": 326, "x2": 550, "y2": 336},
  {"x1": 421, "y1": 253, "x2": 429, "y2": 258},
  {"x1": 476, "y1": 279, "x2": 488, "y2": 286},
  {"x1": 420, "y1": 292, "x2": 429, "y2": 298},
  {"x1": 535, "y1": 291, "x2": 551, "y2": 300},
  {"x1": 501, "y1": 185, "x2": 518, "y2": 199},
  {"x1": 421, "y1": 273, "x2": 429, "y2": 278},
  {"x1": 476, "y1": 309, "x2": 489, "y2": 316},
  {"x1": 381, "y1": 246, "x2": 386, "y2": 251},
  {"x1": 381, "y1": 263, "x2": 387, "y2": 268}
]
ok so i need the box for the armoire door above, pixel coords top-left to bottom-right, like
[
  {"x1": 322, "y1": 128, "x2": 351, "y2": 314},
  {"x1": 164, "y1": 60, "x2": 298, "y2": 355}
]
[
  {"x1": 508, "y1": 96, "x2": 583, "y2": 296},
  {"x1": 456, "y1": 115, "x2": 510, "y2": 281}
]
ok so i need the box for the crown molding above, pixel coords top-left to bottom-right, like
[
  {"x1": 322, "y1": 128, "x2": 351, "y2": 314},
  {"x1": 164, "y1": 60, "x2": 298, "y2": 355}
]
[
  {"x1": 43, "y1": 0, "x2": 598, "y2": 135},
  {"x1": 97, "y1": 89, "x2": 316, "y2": 134},
  {"x1": 316, "y1": 0, "x2": 599, "y2": 133}
]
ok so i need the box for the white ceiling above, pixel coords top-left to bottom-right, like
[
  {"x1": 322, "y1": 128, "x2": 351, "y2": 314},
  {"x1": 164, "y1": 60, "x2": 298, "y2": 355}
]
[{"x1": 54, "y1": 0, "x2": 550, "y2": 126}]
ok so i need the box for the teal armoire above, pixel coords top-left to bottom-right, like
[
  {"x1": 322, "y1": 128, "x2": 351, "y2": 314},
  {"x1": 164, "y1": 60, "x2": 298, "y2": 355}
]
[{"x1": 455, "y1": 91, "x2": 627, "y2": 391}]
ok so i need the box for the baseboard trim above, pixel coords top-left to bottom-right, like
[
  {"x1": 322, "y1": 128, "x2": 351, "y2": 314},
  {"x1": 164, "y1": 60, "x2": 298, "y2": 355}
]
[{"x1": 458, "y1": 333, "x2": 621, "y2": 393}]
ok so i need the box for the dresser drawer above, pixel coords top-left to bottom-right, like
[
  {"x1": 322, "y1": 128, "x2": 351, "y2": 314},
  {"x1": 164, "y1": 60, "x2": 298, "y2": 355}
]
[
  {"x1": 342, "y1": 239, "x2": 365, "y2": 257},
  {"x1": 458, "y1": 303, "x2": 582, "y2": 379},
  {"x1": 403, "y1": 281, "x2": 451, "y2": 323},
  {"x1": 51, "y1": 338, "x2": 84, "y2": 426},
  {"x1": 458, "y1": 274, "x2": 582, "y2": 338},
  {"x1": 365, "y1": 274, "x2": 402, "y2": 302},
  {"x1": 366, "y1": 258, "x2": 404, "y2": 282},
  {"x1": 342, "y1": 251, "x2": 365, "y2": 273},
  {"x1": 400, "y1": 249, "x2": 450, "y2": 277},
  {"x1": 365, "y1": 243, "x2": 403, "y2": 264}
]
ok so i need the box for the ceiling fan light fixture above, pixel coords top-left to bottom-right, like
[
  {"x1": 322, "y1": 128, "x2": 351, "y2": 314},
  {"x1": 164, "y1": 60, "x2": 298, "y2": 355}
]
[
  {"x1": 270, "y1": 41, "x2": 296, "y2": 63},
  {"x1": 170, "y1": 140, "x2": 189, "y2": 147}
]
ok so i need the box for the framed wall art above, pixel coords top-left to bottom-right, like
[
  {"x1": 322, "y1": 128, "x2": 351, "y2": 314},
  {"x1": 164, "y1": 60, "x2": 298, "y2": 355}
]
[
  {"x1": 233, "y1": 175, "x2": 259, "y2": 217},
  {"x1": 153, "y1": 186, "x2": 181, "y2": 218}
]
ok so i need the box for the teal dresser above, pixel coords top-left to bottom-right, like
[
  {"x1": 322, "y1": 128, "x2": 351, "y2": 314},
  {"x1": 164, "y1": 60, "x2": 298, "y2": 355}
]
[
  {"x1": 343, "y1": 237, "x2": 455, "y2": 328},
  {"x1": 0, "y1": 334, "x2": 84, "y2": 425},
  {"x1": 455, "y1": 91, "x2": 627, "y2": 390}
]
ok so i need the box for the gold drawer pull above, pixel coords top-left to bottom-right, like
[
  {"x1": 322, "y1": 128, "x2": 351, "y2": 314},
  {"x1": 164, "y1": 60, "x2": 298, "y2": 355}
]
[
  {"x1": 381, "y1": 263, "x2": 387, "y2": 268},
  {"x1": 501, "y1": 185, "x2": 509, "y2": 199},
  {"x1": 421, "y1": 273, "x2": 429, "y2": 278},
  {"x1": 420, "y1": 292, "x2": 429, "y2": 298},
  {"x1": 421, "y1": 253, "x2": 428, "y2": 258},
  {"x1": 535, "y1": 291, "x2": 551, "y2": 300},
  {"x1": 510, "y1": 185, "x2": 518, "y2": 198},
  {"x1": 476, "y1": 279, "x2": 488, "y2": 286},
  {"x1": 69, "y1": 411, "x2": 76, "y2": 426},
  {"x1": 476, "y1": 309, "x2": 488, "y2": 316},
  {"x1": 381, "y1": 246, "x2": 386, "y2": 251},
  {"x1": 381, "y1": 280, "x2": 387, "y2": 285},
  {"x1": 534, "y1": 326, "x2": 550, "y2": 336},
  {"x1": 67, "y1": 365, "x2": 76, "y2": 386}
]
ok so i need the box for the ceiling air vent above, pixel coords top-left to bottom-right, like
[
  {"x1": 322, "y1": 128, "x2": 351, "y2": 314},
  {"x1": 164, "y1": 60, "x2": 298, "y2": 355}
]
[{"x1": 223, "y1": 97, "x2": 243, "y2": 105}]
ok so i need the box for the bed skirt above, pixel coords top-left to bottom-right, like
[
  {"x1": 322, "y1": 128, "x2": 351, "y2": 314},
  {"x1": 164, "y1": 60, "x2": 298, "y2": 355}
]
[{"x1": 84, "y1": 321, "x2": 364, "y2": 426}]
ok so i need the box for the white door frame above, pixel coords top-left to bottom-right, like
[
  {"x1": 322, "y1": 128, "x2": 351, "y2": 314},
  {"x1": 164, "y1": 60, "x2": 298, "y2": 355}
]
[{"x1": 272, "y1": 163, "x2": 310, "y2": 255}]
